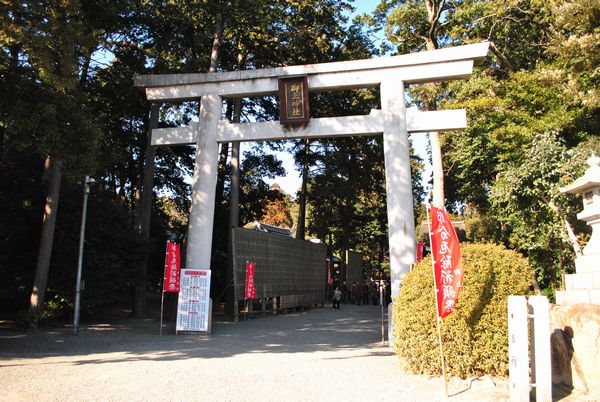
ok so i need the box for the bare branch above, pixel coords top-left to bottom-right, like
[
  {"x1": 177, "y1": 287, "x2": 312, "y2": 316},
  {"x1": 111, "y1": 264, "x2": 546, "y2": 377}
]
[{"x1": 489, "y1": 41, "x2": 515, "y2": 72}]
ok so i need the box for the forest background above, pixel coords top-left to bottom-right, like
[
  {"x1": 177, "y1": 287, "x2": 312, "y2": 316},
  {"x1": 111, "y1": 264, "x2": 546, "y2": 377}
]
[{"x1": 0, "y1": 0, "x2": 598, "y2": 321}]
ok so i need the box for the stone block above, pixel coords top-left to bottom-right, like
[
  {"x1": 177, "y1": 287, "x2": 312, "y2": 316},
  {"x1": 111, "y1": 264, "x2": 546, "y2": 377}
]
[
  {"x1": 590, "y1": 290, "x2": 600, "y2": 305},
  {"x1": 565, "y1": 273, "x2": 596, "y2": 290},
  {"x1": 556, "y1": 290, "x2": 591, "y2": 306},
  {"x1": 574, "y1": 254, "x2": 600, "y2": 274}
]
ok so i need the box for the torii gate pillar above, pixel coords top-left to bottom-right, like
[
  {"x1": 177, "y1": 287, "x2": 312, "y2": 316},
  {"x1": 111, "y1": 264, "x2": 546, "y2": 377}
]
[
  {"x1": 381, "y1": 79, "x2": 414, "y2": 293},
  {"x1": 135, "y1": 42, "x2": 489, "y2": 297},
  {"x1": 187, "y1": 94, "x2": 220, "y2": 269}
]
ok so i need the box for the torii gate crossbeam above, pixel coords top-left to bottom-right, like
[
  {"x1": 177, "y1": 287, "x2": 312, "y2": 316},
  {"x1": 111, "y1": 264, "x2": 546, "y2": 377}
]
[{"x1": 134, "y1": 42, "x2": 489, "y2": 297}]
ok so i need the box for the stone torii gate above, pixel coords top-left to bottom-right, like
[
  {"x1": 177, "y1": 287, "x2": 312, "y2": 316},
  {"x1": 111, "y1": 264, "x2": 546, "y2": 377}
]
[{"x1": 134, "y1": 42, "x2": 489, "y2": 297}]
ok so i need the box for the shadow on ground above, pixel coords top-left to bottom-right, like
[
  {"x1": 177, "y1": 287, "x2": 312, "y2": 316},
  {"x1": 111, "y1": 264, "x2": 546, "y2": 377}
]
[{"x1": 0, "y1": 304, "x2": 391, "y2": 366}]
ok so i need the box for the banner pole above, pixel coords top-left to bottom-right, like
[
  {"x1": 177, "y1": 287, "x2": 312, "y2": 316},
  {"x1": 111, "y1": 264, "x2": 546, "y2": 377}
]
[
  {"x1": 426, "y1": 203, "x2": 449, "y2": 400},
  {"x1": 160, "y1": 290, "x2": 165, "y2": 336},
  {"x1": 380, "y1": 274, "x2": 385, "y2": 345},
  {"x1": 160, "y1": 241, "x2": 169, "y2": 336}
]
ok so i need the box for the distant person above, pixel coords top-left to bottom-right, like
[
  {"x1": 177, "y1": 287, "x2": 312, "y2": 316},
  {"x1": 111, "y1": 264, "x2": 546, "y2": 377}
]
[
  {"x1": 342, "y1": 282, "x2": 348, "y2": 303},
  {"x1": 356, "y1": 283, "x2": 363, "y2": 305},
  {"x1": 372, "y1": 283, "x2": 379, "y2": 306},
  {"x1": 362, "y1": 283, "x2": 369, "y2": 305},
  {"x1": 370, "y1": 282, "x2": 376, "y2": 305},
  {"x1": 333, "y1": 287, "x2": 342, "y2": 310}
]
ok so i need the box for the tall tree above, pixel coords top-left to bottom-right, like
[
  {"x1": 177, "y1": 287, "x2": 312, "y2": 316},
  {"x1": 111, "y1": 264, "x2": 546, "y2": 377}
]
[
  {"x1": 434, "y1": 0, "x2": 597, "y2": 290},
  {"x1": 0, "y1": 1, "x2": 109, "y2": 315},
  {"x1": 372, "y1": 0, "x2": 452, "y2": 207}
]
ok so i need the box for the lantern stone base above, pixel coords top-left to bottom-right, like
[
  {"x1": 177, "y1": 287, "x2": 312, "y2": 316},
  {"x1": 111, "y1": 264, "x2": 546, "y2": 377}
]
[
  {"x1": 555, "y1": 289, "x2": 600, "y2": 305},
  {"x1": 556, "y1": 255, "x2": 600, "y2": 306},
  {"x1": 574, "y1": 253, "x2": 600, "y2": 274}
]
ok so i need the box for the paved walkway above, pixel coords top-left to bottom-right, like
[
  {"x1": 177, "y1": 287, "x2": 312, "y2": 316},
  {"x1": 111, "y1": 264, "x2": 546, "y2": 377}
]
[{"x1": 0, "y1": 304, "x2": 509, "y2": 401}]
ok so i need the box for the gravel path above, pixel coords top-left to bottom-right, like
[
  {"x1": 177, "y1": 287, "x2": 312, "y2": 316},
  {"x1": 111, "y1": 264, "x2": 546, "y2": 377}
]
[{"x1": 1, "y1": 304, "x2": 509, "y2": 401}]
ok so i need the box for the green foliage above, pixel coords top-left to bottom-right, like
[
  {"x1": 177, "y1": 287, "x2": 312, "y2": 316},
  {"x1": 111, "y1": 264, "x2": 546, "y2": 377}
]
[
  {"x1": 301, "y1": 87, "x2": 424, "y2": 270},
  {"x1": 393, "y1": 243, "x2": 532, "y2": 378},
  {"x1": 32, "y1": 295, "x2": 72, "y2": 325},
  {"x1": 44, "y1": 180, "x2": 145, "y2": 318},
  {"x1": 0, "y1": 0, "x2": 393, "y2": 319},
  {"x1": 0, "y1": 153, "x2": 44, "y2": 313},
  {"x1": 238, "y1": 147, "x2": 286, "y2": 224},
  {"x1": 0, "y1": 169, "x2": 146, "y2": 319},
  {"x1": 490, "y1": 132, "x2": 598, "y2": 290},
  {"x1": 440, "y1": 0, "x2": 599, "y2": 214}
]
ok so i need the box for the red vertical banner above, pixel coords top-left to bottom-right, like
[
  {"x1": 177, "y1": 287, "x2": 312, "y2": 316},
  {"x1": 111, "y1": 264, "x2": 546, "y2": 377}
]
[
  {"x1": 163, "y1": 242, "x2": 181, "y2": 293},
  {"x1": 245, "y1": 261, "x2": 256, "y2": 299},
  {"x1": 416, "y1": 241, "x2": 424, "y2": 262},
  {"x1": 430, "y1": 207, "x2": 464, "y2": 318},
  {"x1": 327, "y1": 258, "x2": 333, "y2": 285}
]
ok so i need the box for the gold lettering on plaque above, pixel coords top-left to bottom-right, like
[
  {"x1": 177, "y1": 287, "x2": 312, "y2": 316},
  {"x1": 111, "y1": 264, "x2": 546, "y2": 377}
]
[
  {"x1": 287, "y1": 82, "x2": 304, "y2": 119},
  {"x1": 279, "y1": 76, "x2": 309, "y2": 125}
]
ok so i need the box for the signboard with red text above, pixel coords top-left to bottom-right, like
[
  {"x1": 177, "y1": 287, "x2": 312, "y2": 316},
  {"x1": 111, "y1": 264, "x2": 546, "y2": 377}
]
[
  {"x1": 244, "y1": 261, "x2": 256, "y2": 299},
  {"x1": 163, "y1": 242, "x2": 181, "y2": 293},
  {"x1": 176, "y1": 269, "x2": 211, "y2": 332}
]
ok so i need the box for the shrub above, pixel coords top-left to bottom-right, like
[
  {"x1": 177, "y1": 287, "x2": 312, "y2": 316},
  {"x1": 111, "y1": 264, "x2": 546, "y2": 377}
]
[{"x1": 393, "y1": 243, "x2": 532, "y2": 378}]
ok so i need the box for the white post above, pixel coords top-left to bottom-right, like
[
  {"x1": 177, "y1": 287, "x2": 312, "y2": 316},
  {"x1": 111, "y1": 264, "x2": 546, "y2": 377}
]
[
  {"x1": 380, "y1": 79, "x2": 416, "y2": 297},
  {"x1": 186, "y1": 94, "x2": 221, "y2": 269},
  {"x1": 528, "y1": 296, "x2": 552, "y2": 402},
  {"x1": 508, "y1": 295, "x2": 529, "y2": 401}
]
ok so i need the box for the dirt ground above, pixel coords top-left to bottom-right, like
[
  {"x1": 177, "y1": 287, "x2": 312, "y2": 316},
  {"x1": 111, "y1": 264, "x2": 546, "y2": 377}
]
[{"x1": 0, "y1": 304, "x2": 584, "y2": 401}]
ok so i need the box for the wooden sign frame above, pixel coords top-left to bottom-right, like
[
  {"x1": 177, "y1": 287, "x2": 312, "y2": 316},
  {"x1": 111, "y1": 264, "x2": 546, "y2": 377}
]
[{"x1": 278, "y1": 76, "x2": 310, "y2": 125}]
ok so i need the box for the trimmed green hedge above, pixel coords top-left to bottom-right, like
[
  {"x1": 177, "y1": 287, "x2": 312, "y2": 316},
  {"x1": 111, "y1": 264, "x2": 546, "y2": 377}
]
[{"x1": 393, "y1": 243, "x2": 532, "y2": 378}]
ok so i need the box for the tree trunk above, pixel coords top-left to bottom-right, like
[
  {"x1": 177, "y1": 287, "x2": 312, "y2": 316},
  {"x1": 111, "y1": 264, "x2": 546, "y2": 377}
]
[
  {"x1": 229, "y1": 98, "x2": 242, "y2": 228},
  {"x1": 133, "y1": 102, "x2": 160, "y2": 318},
  {"x1": 78, "y1": 45, "x2": 96, "y2": 90},
  {"x1": 341, "y1": 218, "x2": 351, "y2": 285},
  {"x1": 424, "y1": 2, "x2": 445, "y2": 208},
  {"x1": 228, "y1": 49, "x2": 245, "y2": 231},
  {"x1": 209, "y1": 13, "x2": 222, "y2": 73},
  {"x1": 225, "y1": 96, "x2": 241, "y2": 316},
  {"x1": 29, "y1": 156, "x2": 62, "y2": 316},
  {"x1": 489, "y1": 41, "x2": 515, "y2": 72},
  {"x1": 544, "y1": 198, "x2": 583, "y2": 259},
  {"x1": 531, "y1": 275, "x2": 543, "y2": 295},
  {"x1": 296, "y1": 139, "x2": 309, "y2": 239},
  {"x1": 134, "y1": 169, "x2": 143, "y2": 228},
  {"x1": 215, "y1": 141, "x2": 230, "y2": 206},
  {"x1": 224, "y1": 41, "x2": 246, "y2": 316},
  {"x1": 430, "y1": 131, "x2": 445, "y2": 208}
]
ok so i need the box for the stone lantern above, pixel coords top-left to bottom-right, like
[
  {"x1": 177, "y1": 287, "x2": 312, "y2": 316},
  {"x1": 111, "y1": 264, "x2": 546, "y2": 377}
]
[{"x1": 557, "y1": 154, "x2": 600, "y2": 305}]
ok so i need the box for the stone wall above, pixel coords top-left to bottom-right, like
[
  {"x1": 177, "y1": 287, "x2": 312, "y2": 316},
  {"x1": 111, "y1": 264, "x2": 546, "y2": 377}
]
[{"x1": 231, "y1": 228, "x2": 327, "y2": 307}]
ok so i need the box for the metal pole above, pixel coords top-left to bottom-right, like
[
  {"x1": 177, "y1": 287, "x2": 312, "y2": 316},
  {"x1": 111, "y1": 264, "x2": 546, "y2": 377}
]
[
  {"x1": 160, "y1": 291, "x2": 165, "y2": 336},
  {"x1": 378, "y1": 246, "x2": 385, "y2": 345},
  {"x1": 73, "y1": 176, "x2": 91, "y2": 335},
  {"x1": 380, "y1": 272, "x2": 384, "y2": 345}
]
